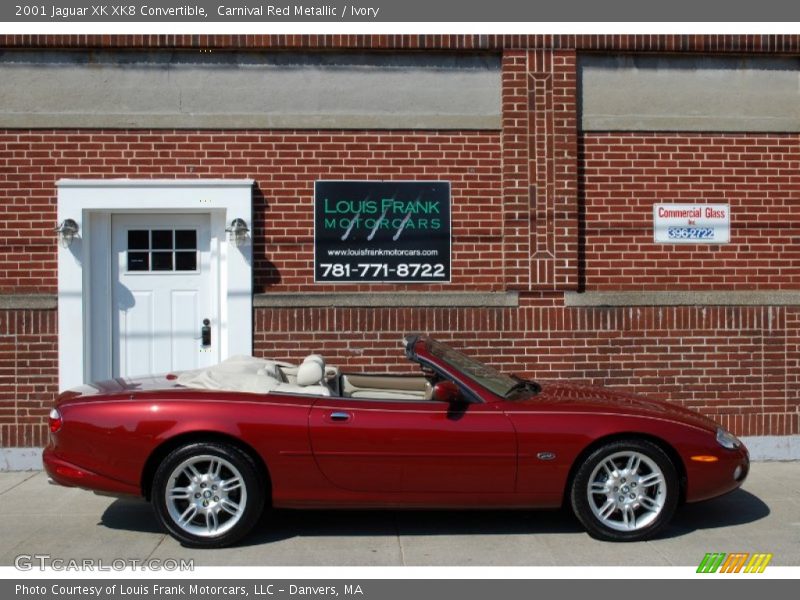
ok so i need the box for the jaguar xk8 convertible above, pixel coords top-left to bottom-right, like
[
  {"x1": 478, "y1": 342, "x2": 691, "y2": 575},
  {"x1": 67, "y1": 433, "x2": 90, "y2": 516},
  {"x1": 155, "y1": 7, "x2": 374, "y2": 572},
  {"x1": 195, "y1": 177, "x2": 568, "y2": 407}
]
[{"x1": 44, "y1": 334, "x2": 749, "y2": 547}]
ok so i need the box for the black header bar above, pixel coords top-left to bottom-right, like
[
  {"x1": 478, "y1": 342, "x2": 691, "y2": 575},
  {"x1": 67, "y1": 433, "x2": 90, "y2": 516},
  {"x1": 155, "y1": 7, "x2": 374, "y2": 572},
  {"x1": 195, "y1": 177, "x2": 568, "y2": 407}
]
[{"x1": 4, "y1": 0, "x2": 800, "y2": 22}]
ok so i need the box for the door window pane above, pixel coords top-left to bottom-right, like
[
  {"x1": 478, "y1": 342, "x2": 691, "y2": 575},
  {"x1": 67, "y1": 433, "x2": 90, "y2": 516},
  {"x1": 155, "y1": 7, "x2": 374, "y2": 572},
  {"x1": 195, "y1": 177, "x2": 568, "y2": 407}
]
[
  {"x1": 175, "y1": 252, "x2": 197, "y2": 271},
  {"x1": 128, "y1": 230, "x2": 149, "y2": 250},
  {"x1": 151, "y1": 252, "x2": 173, "y2": 271},
  {"x1": 127, "y1": 252, "x2": 149, "y2": 271},
  {"x1": 151, "y1": 230, "x2": 173, "y2": 250},
  {"x1": 175, "y1": 230, "x2": 197, "y2": 250}
]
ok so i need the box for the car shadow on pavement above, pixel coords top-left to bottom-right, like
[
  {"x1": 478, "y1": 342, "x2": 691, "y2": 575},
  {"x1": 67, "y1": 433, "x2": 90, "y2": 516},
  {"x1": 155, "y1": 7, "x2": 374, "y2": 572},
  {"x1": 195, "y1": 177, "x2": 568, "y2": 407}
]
[
  {"x1": 662, "y1": 489, "x2": 770, "y2": 538},
  {"x1": 100, "y1": 497, "x2": 163, "y2": 535},
  {"x1": 100, "y1": 488, "x2": 769, "y2": 546},
  {"x1": 243, "y1": 507, "x2": 585, "y2": 546}
]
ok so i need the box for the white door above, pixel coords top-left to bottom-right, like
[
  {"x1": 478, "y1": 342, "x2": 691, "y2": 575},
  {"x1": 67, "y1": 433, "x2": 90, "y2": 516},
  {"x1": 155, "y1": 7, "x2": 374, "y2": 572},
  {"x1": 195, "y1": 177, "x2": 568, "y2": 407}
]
[{"x1": 111, "y1": 214, "x2": 216, "y2": 378}]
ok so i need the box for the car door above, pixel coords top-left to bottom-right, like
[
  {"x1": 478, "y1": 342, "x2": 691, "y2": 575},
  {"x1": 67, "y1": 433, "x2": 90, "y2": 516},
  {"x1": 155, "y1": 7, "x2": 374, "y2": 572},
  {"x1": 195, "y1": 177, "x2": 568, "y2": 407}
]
[{"x1": 308, "y1": 395, "x2": 517, "y2": 494}]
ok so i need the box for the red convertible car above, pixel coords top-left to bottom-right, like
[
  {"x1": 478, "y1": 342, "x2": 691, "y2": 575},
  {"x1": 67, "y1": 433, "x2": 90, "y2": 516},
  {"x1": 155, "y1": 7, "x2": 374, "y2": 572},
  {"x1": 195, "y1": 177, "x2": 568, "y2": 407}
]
[{"x1": 44, "y1": 334, "x2": 749, "y2": 547}]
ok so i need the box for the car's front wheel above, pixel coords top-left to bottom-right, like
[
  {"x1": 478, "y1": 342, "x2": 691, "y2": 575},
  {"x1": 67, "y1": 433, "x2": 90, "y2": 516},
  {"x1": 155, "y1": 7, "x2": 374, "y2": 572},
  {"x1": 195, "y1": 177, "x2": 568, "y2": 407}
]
[
  {"x1": 152, "y1": 442, "x2": 265, "y2": 547},
  {"x1": 570, "y1": 439, "x2": 679, "y2": 542}
]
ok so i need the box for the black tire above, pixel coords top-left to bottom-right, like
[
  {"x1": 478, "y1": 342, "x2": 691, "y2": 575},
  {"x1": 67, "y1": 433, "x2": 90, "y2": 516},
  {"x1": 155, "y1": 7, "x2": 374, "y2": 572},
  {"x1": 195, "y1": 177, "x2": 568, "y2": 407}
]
[
  {"x1": 151, "y1": 442, "x2": 265, "y2": 548},
  {"x1": 570, "y1": 439, "x2": 679, "y2": 542}
]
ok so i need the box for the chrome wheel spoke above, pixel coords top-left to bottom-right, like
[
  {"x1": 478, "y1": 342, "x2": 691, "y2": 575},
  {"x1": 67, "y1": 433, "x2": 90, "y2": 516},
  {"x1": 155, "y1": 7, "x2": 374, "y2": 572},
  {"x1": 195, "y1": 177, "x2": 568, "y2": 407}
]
[
  {"x1": 183, "y1": 464, "x2": 203, "y2": 482},
  {"x1": 221, "y1": 477, "x2": 243, "y2": 493},
  {"x1": 602, "y1": 460, "x2": 618, "y2": 477},
  {"x1": 598, "y1": 499, "x2": 616, "y2": 520},
  {"x1": 639, "y1": 495, "x2": 660, "y2": 512},
  {"x1": 220, "y1": 498, "x2": 240, "y2": 516},
  {"x1": 178, "y1": 504, "x2": 197, "y2": 525},
  {"x1": 207, "y1": 458, "x2": 223, "y2": 479},
  {"x1": 168, "y1": 487, "x2": 191, "y2": 500},
  {"x1": 625, "y1": 454, "x2": 641, "y2": 474},
  {"x1": 206, "y1": 510, "x2": 219, "y2": 533},
  {"x1": 590, "y1": 481, "x2": 608, "y2": 494},
  {"x1": 621, "y1": 505, "x2": 636, "y2": 529},
  {"x1": 639, "y1": 473, "x2": 663, "y2": 488}
]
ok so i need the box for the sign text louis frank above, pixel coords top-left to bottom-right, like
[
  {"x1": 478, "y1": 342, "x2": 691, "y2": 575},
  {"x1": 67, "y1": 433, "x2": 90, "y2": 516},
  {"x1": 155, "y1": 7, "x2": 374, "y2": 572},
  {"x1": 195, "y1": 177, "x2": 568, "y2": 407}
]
[{"x1": 653, "y1": 204, "x2": 730, "y2": 244}]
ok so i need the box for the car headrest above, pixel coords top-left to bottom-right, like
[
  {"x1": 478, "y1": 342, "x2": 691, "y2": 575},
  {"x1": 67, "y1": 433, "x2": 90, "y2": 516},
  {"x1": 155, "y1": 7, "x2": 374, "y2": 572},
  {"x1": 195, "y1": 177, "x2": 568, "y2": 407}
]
[{"x1": 296, "y1": 354, "x2": 325, "y2": 387}]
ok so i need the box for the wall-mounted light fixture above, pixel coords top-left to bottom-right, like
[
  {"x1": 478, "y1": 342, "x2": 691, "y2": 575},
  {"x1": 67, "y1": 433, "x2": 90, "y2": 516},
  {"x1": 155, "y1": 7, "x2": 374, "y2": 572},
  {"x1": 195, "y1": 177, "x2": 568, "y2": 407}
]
[
  {"x1": 54, "y1": 218, "x2": 80, "y2": 248},
  {"x1": 225, "y1": 218, "x2": 250, "y2": 247}
]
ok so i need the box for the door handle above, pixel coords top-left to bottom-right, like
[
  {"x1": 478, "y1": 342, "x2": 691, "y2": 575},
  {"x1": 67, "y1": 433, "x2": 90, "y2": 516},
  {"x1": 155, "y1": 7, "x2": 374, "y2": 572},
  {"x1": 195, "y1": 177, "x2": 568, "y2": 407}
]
[
  {"x1": 329, "y1": 411, "x2": 351, "y2": 422},
  {"x1": 201, "y1": 319, "x2": 211, "y2": 347}
]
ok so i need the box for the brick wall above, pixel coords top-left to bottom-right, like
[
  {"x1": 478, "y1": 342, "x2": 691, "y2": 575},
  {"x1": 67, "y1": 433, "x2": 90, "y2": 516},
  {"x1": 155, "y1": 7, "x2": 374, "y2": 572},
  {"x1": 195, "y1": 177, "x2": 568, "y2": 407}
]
[
  {"x1": 501, "y1": 50, "x2": 578, "y2": 291},
  {"x1": 253, "y1": 305, "x2": 798, "y2": 436},
  {"x1": 1, "y1": 302, "x2": 796, "y2": 447},
  {"x1": 581, "y1": 133, "x2": 800, "y2": 290},
  {"x1": 788, "y1": 308, "x2": 800, "y2": 422},
  {"x1": 3, "y1": 34, "x2": 800, "y2": 53},
  {"x1": 0, "y1": 310, "x2": 57, "y2": 447},
  {"x1": 0, "y1": 130, "x2": 503, "y2": 294},
  {"x1": 1, "y1": 46, "x2": 799, "y2": 448}
]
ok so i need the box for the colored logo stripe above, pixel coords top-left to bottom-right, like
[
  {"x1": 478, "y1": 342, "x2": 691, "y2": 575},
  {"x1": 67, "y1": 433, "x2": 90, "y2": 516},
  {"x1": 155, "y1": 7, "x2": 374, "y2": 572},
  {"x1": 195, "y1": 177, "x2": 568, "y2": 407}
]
[
  {"x1": 720, "y1": 553, "x2": 749, "y2": 573},
  {"x1": 697, "y1": 552, "x2": 772, "y2": 573},
  {"x1": 697, "y1": 553, "x2": 726, "y2": 573},
  {"x1": 744, "y1": 553, "x2": 773, "y2": 573}
]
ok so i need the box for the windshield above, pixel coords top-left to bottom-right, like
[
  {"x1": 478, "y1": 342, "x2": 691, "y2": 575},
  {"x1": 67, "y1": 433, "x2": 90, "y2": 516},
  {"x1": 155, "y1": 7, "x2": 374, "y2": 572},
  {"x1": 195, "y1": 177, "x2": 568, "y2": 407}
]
[{"x1": 426, "y1": 338, "x2": 520, "y2": 398}]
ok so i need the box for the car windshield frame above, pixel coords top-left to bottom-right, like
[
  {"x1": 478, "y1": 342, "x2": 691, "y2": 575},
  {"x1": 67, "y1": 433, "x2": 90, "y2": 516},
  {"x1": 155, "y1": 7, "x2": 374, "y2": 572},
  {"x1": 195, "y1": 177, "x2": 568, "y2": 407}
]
[{"x1": 423, "y1": 337, "x2": 521, "y2": 398}]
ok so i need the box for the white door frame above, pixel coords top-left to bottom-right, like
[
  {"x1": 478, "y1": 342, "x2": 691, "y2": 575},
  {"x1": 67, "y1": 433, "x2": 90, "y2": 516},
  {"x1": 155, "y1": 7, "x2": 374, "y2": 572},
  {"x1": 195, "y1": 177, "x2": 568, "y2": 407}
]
[{"x1": 56, "y1": 179, "x2": 254, "y2": 391}]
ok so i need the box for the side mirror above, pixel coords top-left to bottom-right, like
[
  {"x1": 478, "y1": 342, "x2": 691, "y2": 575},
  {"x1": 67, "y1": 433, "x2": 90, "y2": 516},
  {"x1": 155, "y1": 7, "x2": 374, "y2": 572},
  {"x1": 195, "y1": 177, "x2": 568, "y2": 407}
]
[{"x1": 431, "y1": 380, "x2": 463, "y2": 403}]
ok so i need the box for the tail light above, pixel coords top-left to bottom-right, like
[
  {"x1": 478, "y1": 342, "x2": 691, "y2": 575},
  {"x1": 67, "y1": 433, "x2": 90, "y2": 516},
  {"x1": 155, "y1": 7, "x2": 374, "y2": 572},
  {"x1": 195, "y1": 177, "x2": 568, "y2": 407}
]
[{"x1": 48, "y1": 408, "x2": 62, "y2": 433}]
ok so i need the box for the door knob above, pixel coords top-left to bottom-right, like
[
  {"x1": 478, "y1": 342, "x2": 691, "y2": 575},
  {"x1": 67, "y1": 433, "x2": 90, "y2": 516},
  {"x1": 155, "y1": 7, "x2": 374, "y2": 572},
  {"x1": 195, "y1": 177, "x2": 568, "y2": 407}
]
[{"x1": 201, "y1": 319, "x2": 211, "y2": 347}]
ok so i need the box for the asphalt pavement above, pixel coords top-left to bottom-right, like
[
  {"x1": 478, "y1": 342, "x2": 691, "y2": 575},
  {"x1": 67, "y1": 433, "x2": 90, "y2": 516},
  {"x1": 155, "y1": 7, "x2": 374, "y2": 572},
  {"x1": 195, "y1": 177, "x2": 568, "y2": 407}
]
[{"x1": 0, "y1": 462, "x2": 798, "y2": 567}]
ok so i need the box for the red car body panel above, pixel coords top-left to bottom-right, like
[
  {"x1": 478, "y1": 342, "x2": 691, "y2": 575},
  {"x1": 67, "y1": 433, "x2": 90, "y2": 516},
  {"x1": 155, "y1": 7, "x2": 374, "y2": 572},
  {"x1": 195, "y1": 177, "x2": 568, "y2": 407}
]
[
  {"x1": 309, "y1": 399, "x2": 517, "y2": 494},
  {"x1": 44, "y1": 336, "x2": 749, "y2": 511}
]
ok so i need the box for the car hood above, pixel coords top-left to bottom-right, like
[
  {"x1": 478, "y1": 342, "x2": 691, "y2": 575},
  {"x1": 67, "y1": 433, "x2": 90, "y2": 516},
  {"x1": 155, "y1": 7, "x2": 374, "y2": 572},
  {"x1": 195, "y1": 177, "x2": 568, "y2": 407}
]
[{"x1": 521, "y1": 381, "x2": 720, "y2": 432}]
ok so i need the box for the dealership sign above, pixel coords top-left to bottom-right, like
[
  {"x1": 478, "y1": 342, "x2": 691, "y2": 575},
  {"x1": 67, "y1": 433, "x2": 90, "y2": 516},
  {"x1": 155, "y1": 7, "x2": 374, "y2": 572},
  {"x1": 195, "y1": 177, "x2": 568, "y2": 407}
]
[
  {"x1": 653, "y1": 204, "x2": 730, "y2": 244},
  {"x1": 314, "y1": 181, "x2": 451, "y2": 282}
]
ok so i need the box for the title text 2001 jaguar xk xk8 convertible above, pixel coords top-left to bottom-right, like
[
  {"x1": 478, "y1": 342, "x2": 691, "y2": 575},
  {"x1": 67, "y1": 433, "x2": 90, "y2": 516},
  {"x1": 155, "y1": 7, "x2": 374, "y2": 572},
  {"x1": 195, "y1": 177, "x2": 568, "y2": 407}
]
[{"x1": 44, "y1": 334, "x2": 749, "y2": 547}]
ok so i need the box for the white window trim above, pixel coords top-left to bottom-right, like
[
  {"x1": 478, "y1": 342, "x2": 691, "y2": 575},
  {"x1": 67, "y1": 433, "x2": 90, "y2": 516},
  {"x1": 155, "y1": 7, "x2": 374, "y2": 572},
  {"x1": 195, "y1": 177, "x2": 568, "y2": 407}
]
[{"x1": 56, "y1": 179, "x2": 254, "y2": 391}]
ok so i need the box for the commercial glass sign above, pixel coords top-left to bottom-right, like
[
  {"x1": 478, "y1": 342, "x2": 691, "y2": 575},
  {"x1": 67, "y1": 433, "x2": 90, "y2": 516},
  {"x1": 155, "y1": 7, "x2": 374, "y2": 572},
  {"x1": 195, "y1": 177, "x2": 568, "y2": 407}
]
[
  {"x1": 653, "y1": 204, "x2": 730, "y2": 243},
  {"x1": 314, "y1": 181, "x2": 451, "y2": 282}
]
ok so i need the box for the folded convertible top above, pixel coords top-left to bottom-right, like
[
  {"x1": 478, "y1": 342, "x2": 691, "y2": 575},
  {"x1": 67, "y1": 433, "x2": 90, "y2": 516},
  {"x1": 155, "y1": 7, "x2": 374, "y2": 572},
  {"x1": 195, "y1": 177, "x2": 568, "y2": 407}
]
[{"x1": 176, "y1": 355, "x2": 288, "y2": 394}]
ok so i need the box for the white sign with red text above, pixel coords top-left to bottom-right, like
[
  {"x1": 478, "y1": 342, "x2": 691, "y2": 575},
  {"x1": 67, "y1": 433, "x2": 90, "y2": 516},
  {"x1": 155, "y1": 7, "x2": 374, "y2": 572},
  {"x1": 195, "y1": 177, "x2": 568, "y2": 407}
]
[{"x1": 653, "y1": 204, "x2": 730, "y2": 244}]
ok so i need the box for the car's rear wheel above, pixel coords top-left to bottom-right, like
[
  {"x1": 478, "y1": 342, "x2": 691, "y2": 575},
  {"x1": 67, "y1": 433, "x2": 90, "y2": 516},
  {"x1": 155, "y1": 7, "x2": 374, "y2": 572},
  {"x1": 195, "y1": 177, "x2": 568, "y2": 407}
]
[
  {"x1": 570, "y1": 439, "x2": 679, "y2": 542},
  {"x1": 152, "y1": 442, "x2": 265, "y2": 547}
]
